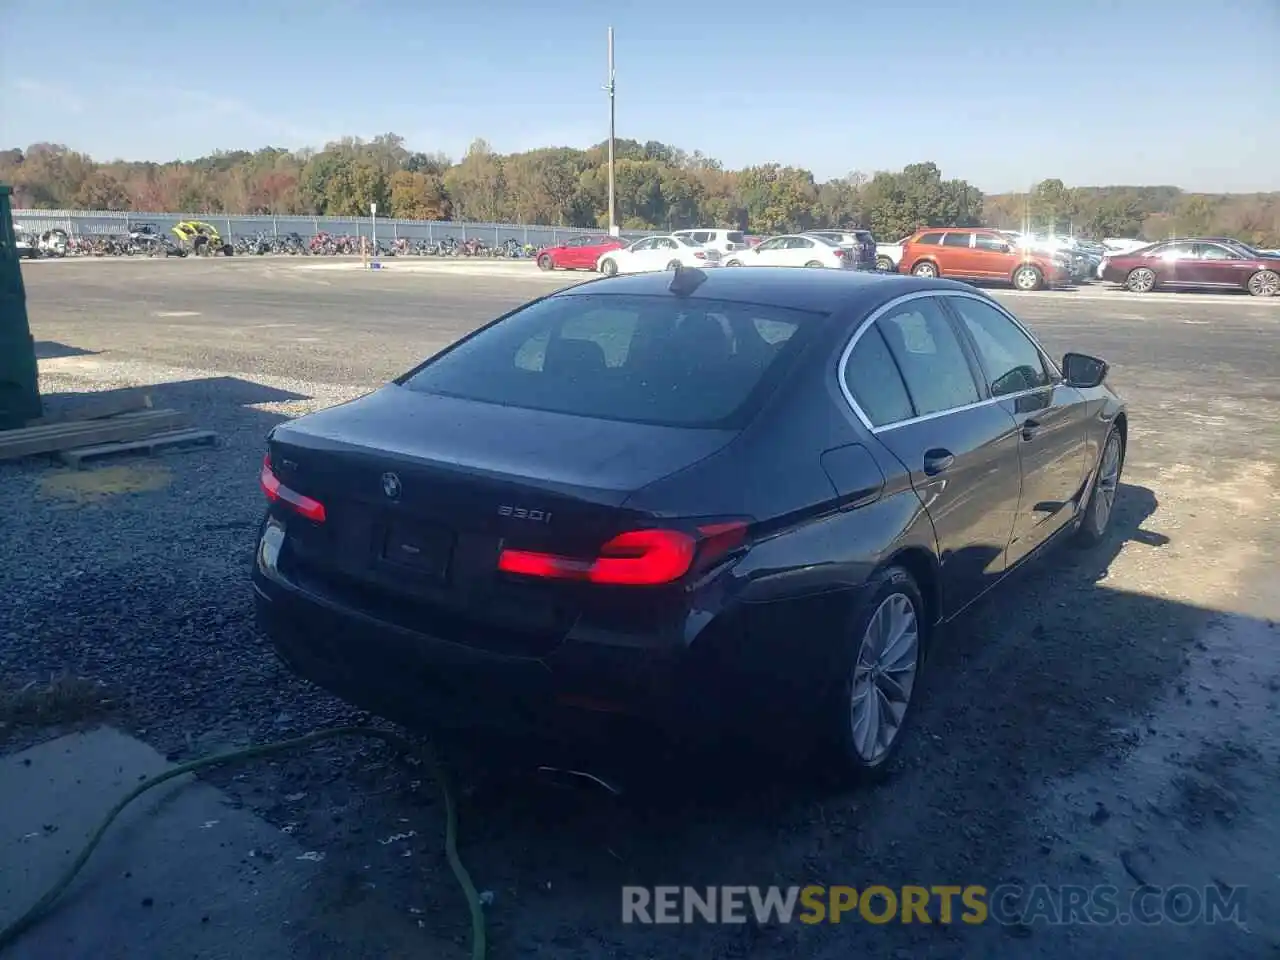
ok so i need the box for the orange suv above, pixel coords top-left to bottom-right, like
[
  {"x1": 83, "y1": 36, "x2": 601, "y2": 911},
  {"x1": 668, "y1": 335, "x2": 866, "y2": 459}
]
[{"x1": 898, "y1": 228, "x2": 1067, "y2": 291}]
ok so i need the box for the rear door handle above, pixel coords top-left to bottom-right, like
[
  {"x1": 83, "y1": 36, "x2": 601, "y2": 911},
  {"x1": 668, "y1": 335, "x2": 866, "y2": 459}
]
[
  {"x1": 1021, "y1": 418, "x2": 1042, "y2": 441},
  {"x1": 923, "y1": 448, "x2": 955, "y2": 476}
]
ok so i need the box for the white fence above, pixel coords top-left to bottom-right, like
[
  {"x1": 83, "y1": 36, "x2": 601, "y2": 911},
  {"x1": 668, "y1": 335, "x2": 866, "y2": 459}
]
[{"x1": 11, "y1": 210, "x2": 650, "y2": 247}]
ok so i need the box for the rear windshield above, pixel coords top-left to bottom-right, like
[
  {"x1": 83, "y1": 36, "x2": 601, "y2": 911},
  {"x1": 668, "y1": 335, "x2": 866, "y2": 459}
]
[
  {"x1": 809, "y1": 235, "x2": 841, "y2": 247},
  {"x1": 400, "y1": 294, "x2": 826, "y2": 429},
  {"x1": 853, "y1": 231, "x2": 873, "y2": 242}
]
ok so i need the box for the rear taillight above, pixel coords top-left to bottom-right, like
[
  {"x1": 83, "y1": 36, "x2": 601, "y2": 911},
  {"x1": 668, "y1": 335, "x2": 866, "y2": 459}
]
[
  {"x1": 832, "y1": 249, "x2": 846, "y2": 258},
  {"x1": 260, "y1": 454, "x2": 326, "y2": 523},
  {"x1": 497, "y1": 520, "x2": 749, "y2": 586},
  {"x1": 694, "y1": 251, "x2": 706, "y2": 259}
]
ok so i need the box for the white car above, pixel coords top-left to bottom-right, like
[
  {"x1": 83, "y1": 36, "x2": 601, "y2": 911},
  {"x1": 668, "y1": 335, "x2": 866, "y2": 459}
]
[
  {"x1": 670, "y1": 228, "x2": 751, "y2": 255},
  {"x1": 723, "y1": 233, "x2": 854, "y2": 269},
  {"x1": 15, "y1": 231, "x2": 38, "y2": 259},
  {"x1": 597, "y1": 235, "x2": 721, "y2": 276}
]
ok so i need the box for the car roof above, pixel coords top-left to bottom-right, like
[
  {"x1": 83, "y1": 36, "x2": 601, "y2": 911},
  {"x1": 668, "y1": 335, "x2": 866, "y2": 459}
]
[{"x1": 556, "y1": 267, "x2": 980, "y2": 314}]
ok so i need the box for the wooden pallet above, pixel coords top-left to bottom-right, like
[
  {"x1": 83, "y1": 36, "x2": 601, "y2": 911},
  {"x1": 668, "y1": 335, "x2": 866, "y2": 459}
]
[
  {"x1": 58, "y1": 428, "x2": 219, "y2": 468},
  {"x1": 0, "y1": 409, "x2": 190, "y2": 461}
]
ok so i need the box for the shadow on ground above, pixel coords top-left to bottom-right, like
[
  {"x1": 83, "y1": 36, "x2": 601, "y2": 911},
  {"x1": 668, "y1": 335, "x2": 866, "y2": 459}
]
[{"x1": 34, "y1": 341, "x2": 101, "y2": 360}]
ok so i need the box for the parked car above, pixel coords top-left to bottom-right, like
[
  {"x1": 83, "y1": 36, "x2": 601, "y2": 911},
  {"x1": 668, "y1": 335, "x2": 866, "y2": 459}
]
[
  {"x1": 723, "y1": 233, "x2": 855, "y2": 269},
  {"x1": 1099, "y1": 239, "x2": 1280, "y2": 296},
  {"x1": 876, "y1": 237, "x2": 910, "y2": 273},
  {"x1": 535, "y1": 234, "x2": 626, "y2": 271},
  {"x1": 898, "y1": 228, "x2": 1068, "y2": 291},
  {"x1": 254, "y1": 268, "x2": 1128, "y2": 781},
  {"x1": 807, "y1": 230, "x2": 877, "y2": 271},
  {"x1": 14, "y1": 231, "x2": 38, "y2": 259},
  {"x1": 671, "y1": 228, "x2": 751, "y2": 255},
  {"x1": 597, "y1": 235, "x2": 721, "y2": 276}
]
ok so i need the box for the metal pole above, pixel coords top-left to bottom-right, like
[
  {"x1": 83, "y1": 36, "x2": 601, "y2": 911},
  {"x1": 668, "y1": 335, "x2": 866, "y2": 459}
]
[{"x1": 606, "y1": 27, "x2": 617, "y2": 236}]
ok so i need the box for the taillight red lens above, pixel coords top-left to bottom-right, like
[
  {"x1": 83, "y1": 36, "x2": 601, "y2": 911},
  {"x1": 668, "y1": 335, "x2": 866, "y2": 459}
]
[
  {"x1": 497, "y1": 521, "x2": 748, "y2": 586},
  {"x1": 833, "y1": 249, "x2": 845, "y2": 257},
  {"x1": 260, "y1": 455, "x2": 326, "y2": 523}
]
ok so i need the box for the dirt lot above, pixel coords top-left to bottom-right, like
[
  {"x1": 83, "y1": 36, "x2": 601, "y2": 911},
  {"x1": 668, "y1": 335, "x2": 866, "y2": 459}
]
[{"x1": 3, "y1": 258, "x2": 1278, "y2": 959}]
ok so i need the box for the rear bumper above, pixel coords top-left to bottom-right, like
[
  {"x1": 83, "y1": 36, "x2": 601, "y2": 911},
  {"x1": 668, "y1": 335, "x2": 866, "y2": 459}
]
[{"x1": 254, "y1": 532, "x2": 855, "y2": 746}]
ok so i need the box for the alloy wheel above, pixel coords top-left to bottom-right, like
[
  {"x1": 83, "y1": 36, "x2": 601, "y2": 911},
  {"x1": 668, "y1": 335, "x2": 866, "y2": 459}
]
[
  {"x1": 849, "y1": 593, "x2": 920, "y2": 764},
  {"x1": 1014, "y1": 266, "x2": 1041, "y2": 291},
  {"x1": 1092, "y1": 433, "x2": 1123, "y2": 534},
  {"x1": 913, "y1": 263, "x2": 937, "y2": 278},
  {"x1": 1248, "y1": 270, "x2": 1279, "y2": 297},
  {"x1": 1126, "y1": 268, "x2": 1155, "y2": 293}
]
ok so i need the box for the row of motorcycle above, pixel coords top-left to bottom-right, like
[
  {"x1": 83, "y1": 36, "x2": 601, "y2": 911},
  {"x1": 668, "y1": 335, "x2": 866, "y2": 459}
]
[{"x1": 18, "y1": 227, "x2": 541, "y2": 259}]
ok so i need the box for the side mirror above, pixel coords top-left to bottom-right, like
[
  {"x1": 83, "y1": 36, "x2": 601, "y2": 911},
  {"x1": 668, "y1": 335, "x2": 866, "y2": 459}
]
[{"x1": 1062, "y1": 352, "x2": 1108, "y2": 388}]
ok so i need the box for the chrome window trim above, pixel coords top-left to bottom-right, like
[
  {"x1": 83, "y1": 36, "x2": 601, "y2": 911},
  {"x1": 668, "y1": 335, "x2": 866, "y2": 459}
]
[{"x1": 836, "y1": 289, "x2": 1062, "y2": 434}]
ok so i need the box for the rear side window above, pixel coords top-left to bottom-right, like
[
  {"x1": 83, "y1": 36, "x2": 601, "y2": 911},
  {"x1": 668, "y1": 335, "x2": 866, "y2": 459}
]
[
  {"x1": 974, "y1": 234, "x2": 1009, "y2": 252},
  {"x1": 843, "y1": 327, "x2": 914, "y2": 428},
  {"x1": 942, "y1": 233, "x2": 972, "y2": 248},
  {"x1": 401, "y1": 294, "x2": 825, "y2": 428},
  {"x1": 874, "y1": 298, "x2": 980, "y2": 416},
  {"x1": 726, "y1": 232, "x2": 745, "y2": 244},
  {"x1": 915, "y1": 233, "x2": 943, "y2": 246}
]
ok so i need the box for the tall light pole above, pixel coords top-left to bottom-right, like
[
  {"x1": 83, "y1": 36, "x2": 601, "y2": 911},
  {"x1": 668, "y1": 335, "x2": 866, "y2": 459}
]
[{"x1": 605, "y1": 26, "x2": 617, "y2": 236}]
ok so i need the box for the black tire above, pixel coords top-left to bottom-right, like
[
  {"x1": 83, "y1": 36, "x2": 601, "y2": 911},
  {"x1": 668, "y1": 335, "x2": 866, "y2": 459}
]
[
  {"x1": 1012, "y1": 264, "x2": 1043, "y2": 291},
  {"x1": 1125, "y1": 267, "x2": 1156, "y2": 293},
  {"x1": 911, "y1": 261, "x2": 938, "y2": 278},
  {"x1": 600, "y1": 258, "x2": 618, "y2": 277},
  {"x1": 666, "y1": 259, "x2": 682, "y2": 271},
  {"x1": 1074, "y1": 426, "x2": 1125, "y2": 547},
  {"x1": 1246, "y1": 269, "x2": 1279, "y2": 297},
  {"x1": 875, "y1": 255, "x2": 894, "y2": 272},
  {"x1": 818, "y1": 565, "x2": 928, "y2": 785},
  {"x1": 805, "y1": 260, "x2": 825, "y2": 268},
  {"x1": 537, "y1": 254, "x2": 554, "y2": 271}
]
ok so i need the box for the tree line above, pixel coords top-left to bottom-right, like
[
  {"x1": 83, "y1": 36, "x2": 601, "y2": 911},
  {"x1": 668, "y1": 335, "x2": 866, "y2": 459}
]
[{"x1": 3, "y1": 136, "x2": 1277, "y2": 246}]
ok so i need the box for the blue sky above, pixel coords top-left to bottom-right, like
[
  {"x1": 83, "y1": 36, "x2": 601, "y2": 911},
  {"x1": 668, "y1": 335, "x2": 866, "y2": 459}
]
[{"x1": 2, "y1": 0, "x2": 1277, "y2": 193}]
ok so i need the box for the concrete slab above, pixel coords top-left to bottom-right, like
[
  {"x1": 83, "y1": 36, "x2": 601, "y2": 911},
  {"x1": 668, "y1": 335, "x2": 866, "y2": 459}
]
[{"x1": 0, "y1": 726, "x2": 321, "y2": 960}]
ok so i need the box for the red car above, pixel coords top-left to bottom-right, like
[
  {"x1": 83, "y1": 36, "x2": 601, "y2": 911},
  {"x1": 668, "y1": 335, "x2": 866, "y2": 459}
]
[
  {"x1": 1100, "y1": 238, "x2": 1280, "y2": 297},
  {"x1": 535, "y1": 234, "x2": 625, "y2": 271}
]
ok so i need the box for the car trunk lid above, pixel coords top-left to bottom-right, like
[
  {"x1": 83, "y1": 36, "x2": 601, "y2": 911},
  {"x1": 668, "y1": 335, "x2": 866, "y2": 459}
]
[{"x1": 265, "y1": 387, "x2": 738, "y2": 655}]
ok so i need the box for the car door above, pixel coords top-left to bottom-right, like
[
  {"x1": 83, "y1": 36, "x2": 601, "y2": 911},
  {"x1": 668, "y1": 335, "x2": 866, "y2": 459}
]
[
  {"x1": 751, "y1": 237, "x2": 787, "y2": 265},
  {"x1": 942, "y1": 293, "x2": 1089, "y2": 565},
  {"x1": 1149, "y1": 241, "x2": 1197, "y2": 286},
  {"x1": 973, "y1": 232, "x2": 1016, "y2": 280},
  {"x1": 618, "y1": 237, "x2": 655, "y2": 272},
  {"x1": 1190, "y1": 242, "x2": 1255, "y2": 287},
  {"x1": 559, "y1": 236, "x2": 589, "y2": 268},
  {"x1": 651, "y1": 237, "x2": 682, "y2": 269},
  {"x1": 938, "y1": 231, "x2": 977, "y2": 277},
  {"x1": 787, "y1": 237, "x2": 820, "y2": 266},
  {"x1": 843, "y1": 294, "x2": 1023, "y2": 616}
]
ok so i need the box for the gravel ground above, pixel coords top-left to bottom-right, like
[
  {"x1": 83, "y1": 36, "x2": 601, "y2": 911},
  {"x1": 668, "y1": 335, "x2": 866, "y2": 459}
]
[{"x1": 3, "y1": 259, "x2": 1279, "y2": 959}]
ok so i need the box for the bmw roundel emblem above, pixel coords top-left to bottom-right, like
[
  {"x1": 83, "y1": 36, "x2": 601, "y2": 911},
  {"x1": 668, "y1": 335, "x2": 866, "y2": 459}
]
[{"x1": 381, "y1": 472, "x2": 402, "y2": 500}]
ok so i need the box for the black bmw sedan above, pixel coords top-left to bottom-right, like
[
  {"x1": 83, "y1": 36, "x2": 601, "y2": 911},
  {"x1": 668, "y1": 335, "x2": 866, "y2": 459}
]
[{"x1": 253, "y1": 267, "x2": 1127, "y2": 780}]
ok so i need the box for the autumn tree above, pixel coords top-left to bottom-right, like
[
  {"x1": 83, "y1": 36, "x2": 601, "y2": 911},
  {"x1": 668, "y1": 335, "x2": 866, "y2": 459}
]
[{"x1": 443, "y1": 139, "x2": 506, "y2": 222}]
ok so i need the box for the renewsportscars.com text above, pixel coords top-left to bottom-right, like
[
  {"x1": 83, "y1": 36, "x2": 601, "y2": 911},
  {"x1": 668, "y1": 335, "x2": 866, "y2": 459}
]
[{"x1": 622, "y1": 884, "x2": 1247, "y2": 926}]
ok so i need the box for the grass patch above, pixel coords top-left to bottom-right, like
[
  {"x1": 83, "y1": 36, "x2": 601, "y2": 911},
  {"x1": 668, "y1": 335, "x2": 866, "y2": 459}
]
[{"x1": 0, "y1": 675, "x2": 114, "y2": 730}]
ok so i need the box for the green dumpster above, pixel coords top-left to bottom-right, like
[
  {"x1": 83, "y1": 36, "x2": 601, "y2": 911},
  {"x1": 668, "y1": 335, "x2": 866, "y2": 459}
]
[{"x1": 0, "y1": 184, "x2": 42, "y2": 429}]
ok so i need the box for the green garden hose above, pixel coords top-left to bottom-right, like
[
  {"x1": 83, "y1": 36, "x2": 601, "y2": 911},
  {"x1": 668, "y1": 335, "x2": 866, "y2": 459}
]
[{"x1": 0, "y1": 726, "x2": 486, "y2": 959}]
